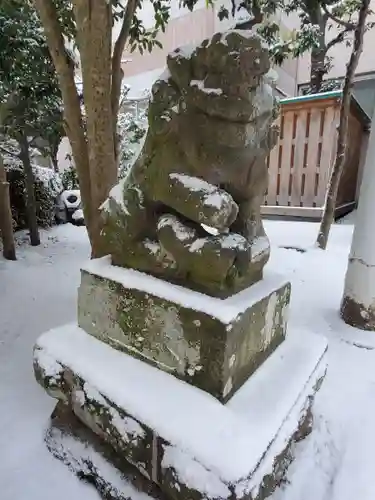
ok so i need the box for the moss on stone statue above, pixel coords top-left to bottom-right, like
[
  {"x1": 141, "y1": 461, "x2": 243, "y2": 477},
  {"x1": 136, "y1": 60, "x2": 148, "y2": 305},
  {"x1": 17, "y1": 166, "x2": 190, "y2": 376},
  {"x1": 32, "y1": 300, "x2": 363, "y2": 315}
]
[
  {"x1": 78, "y1": 269, "x2": 290, "y2": 402},
  {"x1": 34, "y1": 327, "x2": 326, "y2": 500},
  {"x1": 100, "y1": 30, "x2": 279, "y2": 299},
  {"x1": 34, "y1": 354, "x2": 154, "y2": 479}
]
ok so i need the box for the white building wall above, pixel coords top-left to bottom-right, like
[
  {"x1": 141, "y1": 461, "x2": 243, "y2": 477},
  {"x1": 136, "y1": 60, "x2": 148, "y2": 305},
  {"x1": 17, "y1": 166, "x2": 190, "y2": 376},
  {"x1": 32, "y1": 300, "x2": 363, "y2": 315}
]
[
  {"x1": 121, "y1": 0, "x2": 301, "y2": 97},
  {"x1": 60, "y1": 1, "x2": 375, "y2": 171},
  {"x1": 121, "y1": 2, "x2": 215, "y2": 97}
]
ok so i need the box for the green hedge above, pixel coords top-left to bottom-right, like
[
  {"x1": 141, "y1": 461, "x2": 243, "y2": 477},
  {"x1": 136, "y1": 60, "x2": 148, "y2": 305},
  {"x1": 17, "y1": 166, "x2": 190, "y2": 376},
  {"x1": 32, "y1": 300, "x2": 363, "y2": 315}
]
[{"x1": 6, "y1": 163, "x2": 62, "y2": 230}]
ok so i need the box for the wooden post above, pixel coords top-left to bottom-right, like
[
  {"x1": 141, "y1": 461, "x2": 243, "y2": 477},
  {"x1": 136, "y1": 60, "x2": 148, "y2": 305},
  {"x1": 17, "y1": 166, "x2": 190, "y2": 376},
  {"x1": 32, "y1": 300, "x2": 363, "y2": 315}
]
[
  {"x1": 18, "y1": 132, "x2": 40, "y2": 246},
  {"x1": 0, "y1": 152, "x2": 16, "y2": 260}
]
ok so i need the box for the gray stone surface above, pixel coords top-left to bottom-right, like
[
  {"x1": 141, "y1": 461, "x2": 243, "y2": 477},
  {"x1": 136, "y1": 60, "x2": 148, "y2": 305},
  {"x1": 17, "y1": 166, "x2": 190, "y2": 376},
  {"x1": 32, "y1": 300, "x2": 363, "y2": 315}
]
[
  {"x1": 34, "y1": 357, "x2": 153, "y2": 479},
  {"x1": 101, "y1": 30, "x2": 279, "y2": 298},
  {"x1": 46, "y1": 400, "x2": 315, "y2": 500},
  {"x1": 78, "y1": 262, "x2": 290, "y2": 402},
  {"x1": 45, "y1": 402, "x2": 164, "y2": 500},
  {"x1": 34, "y1": 325, "x2": 327, "y2": 500}
]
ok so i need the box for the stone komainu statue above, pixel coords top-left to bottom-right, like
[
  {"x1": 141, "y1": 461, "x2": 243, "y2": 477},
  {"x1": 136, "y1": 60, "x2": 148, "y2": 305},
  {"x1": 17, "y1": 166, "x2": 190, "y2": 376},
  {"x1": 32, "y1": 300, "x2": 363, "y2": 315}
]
[{"x1": 101, "y1": 30, "x2": 279, "y2": 298}]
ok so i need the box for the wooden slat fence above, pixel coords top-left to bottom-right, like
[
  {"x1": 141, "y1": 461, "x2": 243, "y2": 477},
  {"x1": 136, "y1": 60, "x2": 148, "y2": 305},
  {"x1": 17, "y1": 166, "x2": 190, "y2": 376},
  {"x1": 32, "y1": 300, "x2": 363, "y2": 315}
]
[{"x1": 263, "y1": 91, "x2": 369, "y2": 219}]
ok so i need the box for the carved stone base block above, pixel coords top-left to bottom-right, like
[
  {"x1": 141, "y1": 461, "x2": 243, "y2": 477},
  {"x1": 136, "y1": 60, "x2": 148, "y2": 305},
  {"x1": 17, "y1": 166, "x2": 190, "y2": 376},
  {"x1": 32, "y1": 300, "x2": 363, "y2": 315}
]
[
  {"x1": 77, "y1": 257, "x2": 291, "y2": 402},
  {"x1": 34, "y1": 325, "x2": 327, "y2": 500},
  {"x1": 45, "y1": 402, "x2": 163, "y2": 500}
]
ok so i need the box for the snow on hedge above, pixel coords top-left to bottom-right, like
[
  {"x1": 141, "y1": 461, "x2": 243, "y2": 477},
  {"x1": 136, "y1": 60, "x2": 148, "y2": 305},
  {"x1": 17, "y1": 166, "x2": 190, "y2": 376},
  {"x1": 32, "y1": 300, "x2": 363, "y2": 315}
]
[{"x1": 2, "y1": 137, "x2": 63, "y2": 228}]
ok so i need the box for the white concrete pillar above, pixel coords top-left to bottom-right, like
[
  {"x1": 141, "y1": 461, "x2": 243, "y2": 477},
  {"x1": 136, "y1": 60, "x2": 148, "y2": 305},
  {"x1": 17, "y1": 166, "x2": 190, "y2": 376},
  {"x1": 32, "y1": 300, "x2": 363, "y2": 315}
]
[{"x1": 341, "y1": 108, "x2": 375, "y2": 330}]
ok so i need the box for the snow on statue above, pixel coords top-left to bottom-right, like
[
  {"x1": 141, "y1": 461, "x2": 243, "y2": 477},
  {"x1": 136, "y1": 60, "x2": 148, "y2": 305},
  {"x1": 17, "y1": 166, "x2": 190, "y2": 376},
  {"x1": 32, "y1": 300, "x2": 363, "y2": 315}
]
[
  {"x1": 100, "y1": 30, "x2": 279, "y2": 298},
  {"x1": 33, "y1": 29, "x2": 328, "y2": 500}
]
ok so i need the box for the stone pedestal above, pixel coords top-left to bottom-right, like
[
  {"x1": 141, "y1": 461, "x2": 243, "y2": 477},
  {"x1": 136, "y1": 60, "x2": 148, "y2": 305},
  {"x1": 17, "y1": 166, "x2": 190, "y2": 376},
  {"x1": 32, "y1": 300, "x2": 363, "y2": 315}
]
[
  {"x1": 34, "y1": 323, "x2": 327, "y2": 500},
  {"x1": 33, "y1": 254, "x2": 328, "y2": 500},
  {"x1": 33, "y1": 255, "x2": 328, "y2": 500},
  {"x1": 78, "y1": 257, "x2": 290, "y2": 402}
]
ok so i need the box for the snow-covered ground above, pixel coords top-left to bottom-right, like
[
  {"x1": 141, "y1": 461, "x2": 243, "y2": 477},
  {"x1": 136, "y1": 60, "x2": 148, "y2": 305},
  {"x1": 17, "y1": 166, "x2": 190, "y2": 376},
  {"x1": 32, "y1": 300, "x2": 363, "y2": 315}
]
[{"x1": 1, "y1": 216, "x2": 375, "y2": 500}]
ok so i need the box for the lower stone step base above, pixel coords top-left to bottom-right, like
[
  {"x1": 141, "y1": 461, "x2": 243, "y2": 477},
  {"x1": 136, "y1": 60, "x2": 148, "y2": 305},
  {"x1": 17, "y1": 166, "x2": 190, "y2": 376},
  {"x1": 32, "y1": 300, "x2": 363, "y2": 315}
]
[
  {"x1": 45, "y1": 402, "x2": 163, "y2": 500},
  {"x1": 34, "y1": 325, "x2": 327, "y2": 500},
  {"x1": 45, "y1": 396, "x2": 315, "y2": 500}
]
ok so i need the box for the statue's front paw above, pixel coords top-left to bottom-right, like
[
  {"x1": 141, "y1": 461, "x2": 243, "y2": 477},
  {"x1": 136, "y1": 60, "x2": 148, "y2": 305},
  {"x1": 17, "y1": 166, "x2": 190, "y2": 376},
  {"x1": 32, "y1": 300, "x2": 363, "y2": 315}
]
[
  {"x1": 156, "y1": 214, "x2": 253, "y2": 294},
  {"x1": 156, "y1": 173, "x2": 238, "y2": 232}
]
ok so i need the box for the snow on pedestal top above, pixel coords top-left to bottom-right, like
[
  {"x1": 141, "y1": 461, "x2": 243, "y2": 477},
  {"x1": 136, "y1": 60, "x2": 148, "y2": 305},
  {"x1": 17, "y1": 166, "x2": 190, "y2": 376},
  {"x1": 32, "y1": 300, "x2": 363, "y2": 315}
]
[
  {"x1": 82, "y1": 256, "x2": 288, "y2": 325},
  {"x1": 35, "y1": 323, "x2": 327, "y2": 488}
]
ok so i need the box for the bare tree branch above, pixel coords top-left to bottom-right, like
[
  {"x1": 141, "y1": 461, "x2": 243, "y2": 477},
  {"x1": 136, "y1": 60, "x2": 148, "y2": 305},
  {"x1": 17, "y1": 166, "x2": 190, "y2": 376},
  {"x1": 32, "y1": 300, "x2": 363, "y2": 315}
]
[
  {"x1": 321, "y1": 3, "x2": 355, "y2": 30},
  {"x1": 322, "y1": 9, "x2": 329, "y2": 24},
  {"x1": 0, "y1": 146, "x2": 19, "y2": 158},
  {"x1": 33, "y1": 1, "x2": 85, "y2": 143},
  {"x1": 111, "y1": 0, "x2": 138, "y2": 161},
  {"x1": 234, "y1": 0, "x2": 263, "y2": 29},
  {"x1": 27, "y1": 135, "x2": 39, "y2": 146},
  {"x1": 111, "y1": 0, "x2": 138, "y2": 109},
  {"x1": 326, "y1": 25, "x2": 353, "y2": 51}
]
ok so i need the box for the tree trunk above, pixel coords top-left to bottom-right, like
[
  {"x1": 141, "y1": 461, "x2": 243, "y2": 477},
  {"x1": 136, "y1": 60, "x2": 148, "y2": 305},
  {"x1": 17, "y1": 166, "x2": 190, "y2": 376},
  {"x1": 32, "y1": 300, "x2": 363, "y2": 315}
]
[
  {"x1": 310, "y1": 49, "x2": 327, "y2": 94},
  {"x1": 316, "y1": 0, "x2": 370, "y2": 250},
  {"x1": 306, "y1": 6, "x2": 328, "y2": 95},
  {"x1": 73, "y1": 0, "x2": 117, "y2": 257},
  {"x1": 35, "y1": 0, "x2": 139, "y2": 257},
  {"x1": 34, "y1": 0, "x2": 119, "y2": 258},
  {"x1": 33, "y1": 0, "x2": 96, "y2": 253},
  {"x1": 340, "y1": 106, "x2": 375, "y2": 329},
  {"x1": 0, "y1": 152, "x2": 16, "y2": 260},
  {"x1": 18, "y1": 133, "x2": 40, "y2": 246},
  {"x1": 51, "y1": 152, "x2": 59, "y2": 173}
]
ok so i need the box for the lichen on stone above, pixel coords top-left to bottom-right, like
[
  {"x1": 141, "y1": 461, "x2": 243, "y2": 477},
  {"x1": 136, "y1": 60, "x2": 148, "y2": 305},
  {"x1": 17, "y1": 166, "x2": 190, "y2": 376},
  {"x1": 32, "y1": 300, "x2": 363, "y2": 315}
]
[{"x1": 99, "y1": 30, "x2": 279, "y2": 298}]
